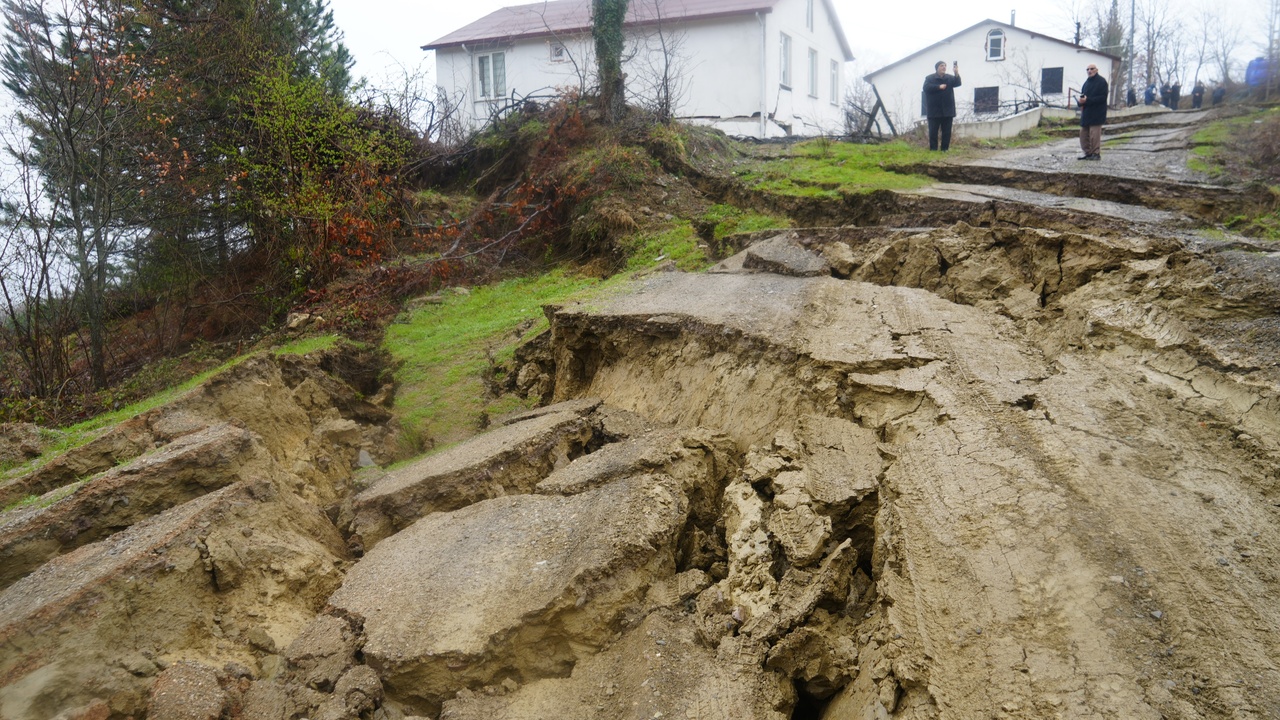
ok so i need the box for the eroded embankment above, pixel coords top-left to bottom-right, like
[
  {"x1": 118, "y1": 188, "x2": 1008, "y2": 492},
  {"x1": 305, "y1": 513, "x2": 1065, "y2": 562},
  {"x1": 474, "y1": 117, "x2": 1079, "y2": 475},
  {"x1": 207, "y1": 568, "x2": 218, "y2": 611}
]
[
  {"x1": 888, "y1": 163, "x2": 1273, "y2": 223},
  {"x1": 513, "y1": 224, "x2": 1280, "y2": 719},
  {"x1": 3, "y1": 214, "x2": 1280, "y2": 720}
]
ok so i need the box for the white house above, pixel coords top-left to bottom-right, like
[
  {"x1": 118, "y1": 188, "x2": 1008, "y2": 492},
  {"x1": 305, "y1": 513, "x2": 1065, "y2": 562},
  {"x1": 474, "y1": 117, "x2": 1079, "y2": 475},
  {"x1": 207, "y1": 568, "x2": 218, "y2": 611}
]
[
  {"x1": 423, "y1": 0, "x2": 854, "y2": 137},
  {"x1": 864, "y1": 20, "x2": 1120, "y2": 133}
]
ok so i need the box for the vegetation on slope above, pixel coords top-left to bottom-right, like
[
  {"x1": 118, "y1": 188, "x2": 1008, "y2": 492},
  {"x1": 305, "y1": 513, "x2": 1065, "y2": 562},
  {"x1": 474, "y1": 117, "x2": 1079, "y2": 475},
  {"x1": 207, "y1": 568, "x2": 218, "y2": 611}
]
[
  {"x1": 9, "y1": 91, "x2": 1274, "y2": 457},
  {"x1": 1189, "y1": 107, "x2": 1280, "y2": 238}
]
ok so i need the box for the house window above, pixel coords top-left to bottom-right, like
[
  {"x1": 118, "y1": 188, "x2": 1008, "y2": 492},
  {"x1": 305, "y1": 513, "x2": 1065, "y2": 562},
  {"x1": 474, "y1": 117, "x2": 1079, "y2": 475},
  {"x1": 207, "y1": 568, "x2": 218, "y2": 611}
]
[
  {"x1": 780, "y1": 33, "x2": 792, "y2": 88},
  {"x1": 477, "y1": 52, "x2": 506, "y2": 98},
  {"x1": 805, "y1": 0, "x2": 814, "y2": 30},
  {"x1": 549, "y1": 42, "x2": 567, "y2": 63},
  {"x1": 986, "y1": 29, "x2": 1005, "y2": 61},
  {"x1": 974, "y1": 86, "x2": 1000, "y2": 113},
  {"x1": 830, "y1": 59, "x2": 840, "y2": 104},
  {"x1": 1041, "y1": 67, "x2": 1064, "y2": 94},
  {"x1": 808, "y1": 49, "x2": 819, "y2": 96}
]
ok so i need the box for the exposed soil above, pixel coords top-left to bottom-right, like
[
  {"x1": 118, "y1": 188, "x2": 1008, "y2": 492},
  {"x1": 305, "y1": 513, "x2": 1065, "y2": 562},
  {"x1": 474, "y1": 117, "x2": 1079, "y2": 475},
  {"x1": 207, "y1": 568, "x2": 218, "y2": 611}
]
[{"x1": 2, "y1": 109, "x2": 1279, "y2": 720}]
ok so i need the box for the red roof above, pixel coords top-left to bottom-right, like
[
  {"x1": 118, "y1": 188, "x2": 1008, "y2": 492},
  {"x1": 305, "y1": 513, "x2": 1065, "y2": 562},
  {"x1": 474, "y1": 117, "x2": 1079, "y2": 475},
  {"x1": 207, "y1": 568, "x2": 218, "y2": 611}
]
[{"x1": 424, "y1": 0, "x2": 849, "y2": 58}]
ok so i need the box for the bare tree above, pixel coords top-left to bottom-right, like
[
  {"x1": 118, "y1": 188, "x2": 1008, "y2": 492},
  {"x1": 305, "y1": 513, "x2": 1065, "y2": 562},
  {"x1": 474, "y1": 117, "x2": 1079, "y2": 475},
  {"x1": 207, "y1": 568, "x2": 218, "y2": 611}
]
[
  {"x1": 1136, "y1": 0, "x2": 1179, "y2": 84},
  {"x1": 0, "y1": 124, "x2": 77, "y2": 399},
  {"x1": 1209, "y1": 15, "x2": 1243, "y2": 82},
  {"x1": 1264, "y1": 0, "x2": 1280, "y2": 99},
  {"x1": 626, "y1": 0, "x2": 689, "y2": 122}
]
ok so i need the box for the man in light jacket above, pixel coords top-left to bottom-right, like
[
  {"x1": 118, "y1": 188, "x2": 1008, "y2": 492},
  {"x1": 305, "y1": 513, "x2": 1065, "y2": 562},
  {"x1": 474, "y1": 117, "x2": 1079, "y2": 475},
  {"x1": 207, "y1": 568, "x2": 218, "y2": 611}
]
[{"x1": 1077, "y1": 64, "x2": 1108, "y2": 160}]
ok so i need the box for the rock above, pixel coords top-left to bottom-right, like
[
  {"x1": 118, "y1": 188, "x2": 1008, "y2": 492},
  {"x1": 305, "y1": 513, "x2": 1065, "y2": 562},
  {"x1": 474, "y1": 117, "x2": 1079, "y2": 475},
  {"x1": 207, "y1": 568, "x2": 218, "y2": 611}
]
[
  {"x1": 0, "y1": 423, "x2": 45, "y2": 466},
  {"x1": 343, "y1": 407, "x2": 596, "y2": 549},
  {"x1": 743, "y1": 233, "x2": 831, "y2": 277},
  {"x1": 765, "y1": 626, "x2": 857, "y2": 697},
  {"x1": 284, "y1": 614, "x2": 364, "y2": 691},
  {"x1": 766, "y1": 504, "x2": 831, "y2": 566},
  {"x1": 438, "y1": 610, "x2": 792, "y2": 720},
  {"x1": 328, "y1": 474, "x2": 690, "y2": 715},
  {"x1": 821, "y1": 241, "x2": 858, "y2": 277},
  {"x1": 147, "y1": 661, "x2": 225, "y2": 720},
  {"x1": 0, "y1": 423, "x2": 269, "y2": 590},
  {"x1": 534, "y1": 425, "x2": 726, "y2": 497},
  {"x1": 0, "y1": 481, "x2": 347, "y2": 720}
]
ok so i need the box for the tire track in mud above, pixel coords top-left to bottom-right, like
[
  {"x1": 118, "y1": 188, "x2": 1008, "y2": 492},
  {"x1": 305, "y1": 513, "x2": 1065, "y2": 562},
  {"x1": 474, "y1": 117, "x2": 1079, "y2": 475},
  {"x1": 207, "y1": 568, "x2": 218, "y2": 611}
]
[
  {"x1": 875, "y1": 293, "x2": 1160, "y2": 717},
  {"x1": 880, "y1": 276, "x2": 1280, "y2": 717}
]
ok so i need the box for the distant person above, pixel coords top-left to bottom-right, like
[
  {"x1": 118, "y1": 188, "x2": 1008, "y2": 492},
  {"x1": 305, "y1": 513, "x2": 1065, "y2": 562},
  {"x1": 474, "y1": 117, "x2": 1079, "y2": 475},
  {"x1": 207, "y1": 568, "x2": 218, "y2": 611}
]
[
  {"x1": 1161, "y1": 82, "x2": 1171, "y2": 107},
  {"x1": 1212, "y1": 85, "x2": 1226, "y2": 106},
  {"x1": 1078, "y1": 63, "x2": 1108, "y2": 160},
  {"x1": 1191, "y1": 81, "x2": 1205, "y2": 108},
  {"x1": 1170, "y1": 81, "x2": 1182, "y2": 109},
  {"x1": 1127, "y1": 86, "x2": 1137, "y2": 107},
  {"x1": 923, "y1": 60, "x2": 962, "y2": 151},
  {"x1": 1144, "y1": 82, "x2": 1156, "y2": 105}
]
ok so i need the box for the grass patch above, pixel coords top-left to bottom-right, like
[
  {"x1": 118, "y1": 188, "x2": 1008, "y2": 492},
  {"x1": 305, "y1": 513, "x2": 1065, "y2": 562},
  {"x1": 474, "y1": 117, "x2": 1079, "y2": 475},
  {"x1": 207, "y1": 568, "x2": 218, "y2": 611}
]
[
  {"x1": 1, "y1": 480, "x2": 84, "y2": 514},
  {"x1": 620, "y1": 222, "x2": 713, "y2": 272},
  {"x1": 1188, "y1": 109, "x2": 1280, "y2": 238},
  {"x1": 734, "y1": 139, "x2": 935, "y2": 197},
  {"x1": 382, "y1": 270, "x2": 605, "y2": 452},
  {"x1": 273, "y1": 334, "x2": 344, "y2": 356},
  {"x1": 699, "y1": 204, "x2": 791, "y2": 240},
  {"x1": 1188, "y1": 108, "x2": 1280, "y2": 177}
]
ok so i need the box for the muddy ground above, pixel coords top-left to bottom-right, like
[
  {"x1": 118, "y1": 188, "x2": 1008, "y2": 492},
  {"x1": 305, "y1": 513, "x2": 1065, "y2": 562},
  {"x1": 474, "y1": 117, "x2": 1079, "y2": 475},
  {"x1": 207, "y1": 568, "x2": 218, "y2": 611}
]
[{"x1": 1, "y1": 108, "x2": 1278, "y2": 720}]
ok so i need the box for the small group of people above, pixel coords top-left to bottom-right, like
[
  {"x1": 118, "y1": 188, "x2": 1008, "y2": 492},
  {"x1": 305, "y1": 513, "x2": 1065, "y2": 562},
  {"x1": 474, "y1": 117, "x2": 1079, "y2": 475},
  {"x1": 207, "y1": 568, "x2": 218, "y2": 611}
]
[
  {"x1": 919, "y1": 60, "x2": 1225, "y2": 162},
  {"x1": 1144, "y1": 80, "x2": 1226, "y2": 109},
  {"x1": 920, "y1": 60, "x2": 1107, "y2": 160}
]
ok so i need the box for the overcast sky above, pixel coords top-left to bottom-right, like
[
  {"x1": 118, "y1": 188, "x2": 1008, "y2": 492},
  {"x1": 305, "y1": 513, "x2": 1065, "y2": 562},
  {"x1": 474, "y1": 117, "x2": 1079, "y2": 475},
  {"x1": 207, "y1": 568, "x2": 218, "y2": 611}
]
[{"x1": 330, "y1": 0, "x2": 1271, "y2": 87}]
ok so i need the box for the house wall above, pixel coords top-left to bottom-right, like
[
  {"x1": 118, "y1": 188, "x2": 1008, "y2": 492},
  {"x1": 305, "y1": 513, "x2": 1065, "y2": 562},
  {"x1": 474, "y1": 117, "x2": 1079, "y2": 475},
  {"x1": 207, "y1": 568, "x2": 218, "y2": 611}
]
[
  {"x1": 432, "y1": 0, "x2": 848, "y2": 138},
  {"x1": 756, "y1": 0, "x2": 848, "y2": 136},
  {"x1": 865, "y1": 22, "x2": 1116, "y2": 134}
]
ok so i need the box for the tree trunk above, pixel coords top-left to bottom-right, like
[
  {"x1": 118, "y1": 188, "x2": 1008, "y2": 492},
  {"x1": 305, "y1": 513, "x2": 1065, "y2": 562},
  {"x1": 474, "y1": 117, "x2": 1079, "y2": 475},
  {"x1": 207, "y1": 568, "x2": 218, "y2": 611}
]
[{"x1": 592, "y1": 0, "x2": 628, "y2": 123}]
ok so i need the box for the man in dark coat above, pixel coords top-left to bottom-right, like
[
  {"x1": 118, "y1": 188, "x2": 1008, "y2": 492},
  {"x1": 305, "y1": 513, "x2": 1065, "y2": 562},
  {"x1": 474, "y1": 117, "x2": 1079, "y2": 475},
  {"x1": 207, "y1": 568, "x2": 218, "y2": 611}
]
[
  {"x1": 1212, "y1": 85, "x2": 1226, "y2": 105},
  {"x1": 1078, "y1": 63, "x2": 1108, "y2": 160},
  {"x1": 1144, "y1": 82, "x2": 1156, "y2": 105},
  {"x1": 1191, "y1": 82, "x2": 1205, "y2": 108},
  {"x1": 1170, "y1": 81, "x2": 1182, "y2": 109},
  {"x1": 1161, "y1": 82, "x2": 1171, "y2": 107},
  {"x1": 923, "y1": 60, "x2": 961, "y2": 151}
]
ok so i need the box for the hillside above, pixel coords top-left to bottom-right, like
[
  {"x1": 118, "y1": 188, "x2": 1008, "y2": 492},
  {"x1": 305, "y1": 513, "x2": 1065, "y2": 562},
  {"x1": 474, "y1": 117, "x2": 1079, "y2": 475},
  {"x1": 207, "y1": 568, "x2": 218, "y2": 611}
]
[{"x1": 2, "y1": 106, "x2": 1280, "y2": 720}]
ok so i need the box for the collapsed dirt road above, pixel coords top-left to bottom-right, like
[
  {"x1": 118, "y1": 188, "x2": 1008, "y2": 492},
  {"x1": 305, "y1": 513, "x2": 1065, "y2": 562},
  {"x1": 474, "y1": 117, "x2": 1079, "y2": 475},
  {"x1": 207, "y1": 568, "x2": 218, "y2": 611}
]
[{"x1": 2, "y1": 108, "x2": 1278, "y2": 720}]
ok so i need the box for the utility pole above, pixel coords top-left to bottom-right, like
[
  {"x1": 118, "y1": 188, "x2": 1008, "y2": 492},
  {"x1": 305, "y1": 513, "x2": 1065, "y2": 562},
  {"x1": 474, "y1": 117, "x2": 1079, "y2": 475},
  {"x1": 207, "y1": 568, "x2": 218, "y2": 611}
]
[{"x1": 1127, "y1": 0, "x2": 1135, "y2": 95}]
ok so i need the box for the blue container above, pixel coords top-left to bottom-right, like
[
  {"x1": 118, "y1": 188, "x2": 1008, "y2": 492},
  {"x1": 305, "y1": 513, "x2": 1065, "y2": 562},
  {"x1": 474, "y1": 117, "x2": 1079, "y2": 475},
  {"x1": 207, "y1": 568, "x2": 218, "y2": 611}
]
[{"x1": 1246, "y1": 57, "x2": 1269, "y2": 87}]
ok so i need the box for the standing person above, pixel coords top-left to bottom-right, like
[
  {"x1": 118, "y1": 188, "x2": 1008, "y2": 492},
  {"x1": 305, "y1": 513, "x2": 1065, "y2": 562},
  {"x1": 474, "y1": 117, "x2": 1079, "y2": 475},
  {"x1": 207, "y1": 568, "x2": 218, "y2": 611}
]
[
  {"x1": 1077, "y1": 63, "x2": 1108, "y2": 160},
  {"x1": 1144, "y1": 82, "x2": 1156, "y2": 105},
  {"x1": 1170, "y1": 81, "x2": 1182, "y2": 109},
  {"x1": 1212, "y1": 85, "x2": 1226, "y2": 105},
  {"x1": 1127, "y1": 86, "x2": 1137, "y2": 107},
  {"x1": 1161, "y1": 82, "x2": 1171, "y2": 107},
  {"x1": 923, "y1": 60, "x2": 961, "y2": 151},
  {"x1": 1191, "y1": 81, "x2": 1205, "y2": 108}
]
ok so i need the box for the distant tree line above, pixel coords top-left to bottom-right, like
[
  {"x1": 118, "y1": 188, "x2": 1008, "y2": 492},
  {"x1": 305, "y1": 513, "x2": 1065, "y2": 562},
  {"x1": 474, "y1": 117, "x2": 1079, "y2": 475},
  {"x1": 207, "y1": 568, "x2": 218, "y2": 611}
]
[{"x1": 1067, "y1": 0, "x2": 1278, "y2": 102}]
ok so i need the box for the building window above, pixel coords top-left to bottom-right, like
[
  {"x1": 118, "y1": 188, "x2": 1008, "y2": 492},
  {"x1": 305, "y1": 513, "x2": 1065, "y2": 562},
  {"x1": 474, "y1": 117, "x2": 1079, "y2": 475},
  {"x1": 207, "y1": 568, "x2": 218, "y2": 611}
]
[
  {"x1": 1040, "y1": 67, "x2": 1064, "y2": 94},
  {"x1": 805, "y1": 0, "x2": 814, "y2": 30},
  {"x1": 830, "y1": 59, "x2": 840, "y2": 104},
  {"x1": 780, "y1": 33, "x2": 792, "y2": 88},
  {"x1": 549, "y1": 42, "x2": 567, "y2": 63},
  {"x1": 477, "y1": 52, "x2": 506, "y2": 98},
  {"x1": 808, "y1": 49, "x2": 819, "y2": 96},
  {"x1": 974, "y1": 86, "x2": 1000, "y2": 113},
  {"x1": 986, "y1": 29, "x2": 1005, "y2": 61}
]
